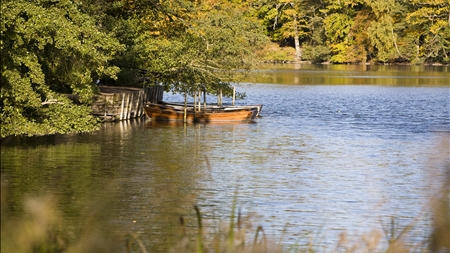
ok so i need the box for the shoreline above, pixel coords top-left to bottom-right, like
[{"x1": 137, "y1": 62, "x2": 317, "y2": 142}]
[
  {"x1": 259, "y1": 44, "x2": 449, "y2": 66},
  {"x1": 261, "y1": 60, "x2": 449, "y2": 67}
]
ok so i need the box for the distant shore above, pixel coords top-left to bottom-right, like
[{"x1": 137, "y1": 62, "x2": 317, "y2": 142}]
[
  {"x1": 259, "y1": 43, "x2": 449, "y2": 66},
  {"x1": 262, "y1": 60, "x2": 449, "y2": 66}
]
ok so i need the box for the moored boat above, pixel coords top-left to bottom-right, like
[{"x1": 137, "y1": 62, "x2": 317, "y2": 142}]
[
  {"x1": 144, "y1": 102, "x2": 258, "y2": 123},
  {"x1": 158, "y1": 101, "x2": 263, "y2": 117}
]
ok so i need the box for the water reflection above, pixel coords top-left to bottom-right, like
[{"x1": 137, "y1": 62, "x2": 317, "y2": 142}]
[{"x1": 249, "y1": 63, "x2": 449, "y2": 86}]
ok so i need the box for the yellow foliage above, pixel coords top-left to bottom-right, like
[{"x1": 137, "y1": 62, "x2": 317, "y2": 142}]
[{"x1": 430, "y1": 20, "x2": 449, "y2": 34}]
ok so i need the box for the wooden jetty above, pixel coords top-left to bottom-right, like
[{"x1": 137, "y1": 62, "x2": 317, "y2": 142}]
[{"x1": 91, "y1": 86, "x2": 163, "y2": 121}]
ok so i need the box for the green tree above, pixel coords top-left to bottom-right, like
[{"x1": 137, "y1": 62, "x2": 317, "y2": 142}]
[
  {"x1": 406, "y1": 0, "x2": 450, "y2": 63},
  {"x1": 273, "y1": 1, "x2": 304, "y2": 60},
  {"x1": 1, "y1": 0, "x2": 123, "y2": 137},
  {"x1": 117, "y1": 0, "x2": 268, "y2": 97},
  {"x1": 365, "y1": 0, "x2": 404, "y2": 62},
  {"x1": 252, "y1": 0, "x2": 285, "y2": 41},
  {"x1": 319, "y1": 0, "x2": 368, "y2": 63},
  {"x1": 323, "y1": 13, "x2": 354, "y2": 63}
]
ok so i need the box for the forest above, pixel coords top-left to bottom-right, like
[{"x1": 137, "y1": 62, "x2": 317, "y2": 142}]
[{"x1": 1, "y1": 0, "x2": 449, "y2": 137}]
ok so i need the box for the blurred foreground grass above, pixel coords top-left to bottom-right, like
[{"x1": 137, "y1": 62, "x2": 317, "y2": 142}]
[{"x1": 1, "y1": 139, "x2": 448, "y2": 253}]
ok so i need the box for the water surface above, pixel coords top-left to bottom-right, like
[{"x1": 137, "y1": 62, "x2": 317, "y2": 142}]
[{"x1": 1, "y1": 64, "x2": 449, "y2": 252}]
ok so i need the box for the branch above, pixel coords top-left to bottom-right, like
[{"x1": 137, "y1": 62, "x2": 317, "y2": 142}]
[
  {"x1": 273, "y1": 2, "x2": 294, "y2": 30},
  {"x1": 41, "y1": 99, "x2": 64, "y2": 105}
]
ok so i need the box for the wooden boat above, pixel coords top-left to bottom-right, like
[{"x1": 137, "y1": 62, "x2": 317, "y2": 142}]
[
  {"x1": 159, "y1": 101, "x2": 263, "y2": 117},
  {"x1": 144, "y1": 102, "x2": 258, "y2": 123}
]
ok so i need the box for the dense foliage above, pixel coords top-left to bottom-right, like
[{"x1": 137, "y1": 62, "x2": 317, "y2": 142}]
[
  {"x1": 1, "y1": 0, "x2": 448, "y2": 137},
  {"x1": 1, "y1": 0, "x2": 122, "y2": 138},
  {"x1": 255, "y1": 0, "x2": 450, "y2": 64},
  {"x1": 1, "y1": 0, "x2": 267, "y2": 138}
]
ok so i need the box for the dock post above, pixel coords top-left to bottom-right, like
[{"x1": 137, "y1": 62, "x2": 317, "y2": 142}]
[
  {"x1": 184, "y1": 92, "x2": 188, "y2": 123},
  {"x1": 198, "y1": 91, "x2": 201, "y2": 111},
  {"x1": 217, "y1": 88, "x2": 222, "y2": 107},
  {"x1": 203, "y1": 91, "x2": 206, "y2": 110},
  {"x1": 232, "y1": 86, "x2": 236, "y2": 106},
  {"x1": 194, "y1": 91, "x2": 197, "y2": 114}
]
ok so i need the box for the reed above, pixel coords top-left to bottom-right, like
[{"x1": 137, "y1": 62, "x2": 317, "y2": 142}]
[{"x1": 1, "y1": 183, "x2": 448, "y2": 253}]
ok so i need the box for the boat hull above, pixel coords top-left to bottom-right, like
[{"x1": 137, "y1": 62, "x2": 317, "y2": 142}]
[
  {"x1": 159, "y1": 101, "x2": 263, "y2": 117},
  {"x1": 144, "y1": 103, "x2": 257, "y2": 123}
]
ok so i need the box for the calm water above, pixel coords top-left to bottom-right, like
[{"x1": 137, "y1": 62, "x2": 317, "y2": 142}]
[{"x1": 1, "y1": 64, "x2": 449, "y2": 252}]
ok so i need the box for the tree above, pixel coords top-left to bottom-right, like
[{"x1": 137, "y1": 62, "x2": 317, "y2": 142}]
[
  {"x1": 1, "y1": 0, "x2": 123, "y2": 137},
  {"x1": 253, "y1": 0, "x2": 311, "y2": 60},
  {"x1": 124, "y1": 0, "x2": 268, "y2": 97},
  {"x1": 406, "y1": 0, "x2": 450, "y2": 63},
  {"x1": 319, "y1": 0, "x2": 368, "y2": 63},
  {"x1": 364, "y1": 0, "x2": 405, "y2": 62},
  {"x1": 272, "y1": 1, "x2": 300, "y2": 60},
  {"x1": 348, "y1": 8, "x2": 373, "y2": 62},
  {"x1": 323, "y1": 13, "x2": 354, "y2": 63}
]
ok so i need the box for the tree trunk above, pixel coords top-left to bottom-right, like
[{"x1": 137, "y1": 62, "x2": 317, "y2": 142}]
[
  {"x1": 293, "y1": 14, "x2": 302, "y2": 61},
  {"x1": 203, "y1": 90, "x2": 207, "y2": 110}
]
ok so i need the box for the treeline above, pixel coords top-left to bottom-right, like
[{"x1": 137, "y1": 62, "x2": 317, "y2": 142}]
[
  {"x1": 1, "y1": 0, "x2": 449, "y2": 137},
  {"x1": 255, "y1": 0, "x2": 449, "y2": 64}
]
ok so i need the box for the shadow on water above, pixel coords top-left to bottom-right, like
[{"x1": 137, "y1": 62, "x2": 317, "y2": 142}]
[{"x1": 1, "y1": 118, "x2": 209, "y2": 252}]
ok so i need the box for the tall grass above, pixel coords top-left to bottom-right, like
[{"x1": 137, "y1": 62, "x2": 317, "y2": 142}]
[{"x1": 1, "y1": 182, "x2": 448, "y2": 253}]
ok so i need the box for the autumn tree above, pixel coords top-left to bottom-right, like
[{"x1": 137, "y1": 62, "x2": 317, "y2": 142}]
[
  {"x1": 406, "y1": 0, "x2": 450, "y2": 63},
  {"x1": 252, "y1": 0, "x2": 449, "y2": 64}
]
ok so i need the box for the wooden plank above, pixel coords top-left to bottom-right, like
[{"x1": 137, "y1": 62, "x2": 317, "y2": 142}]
[
  {"x1": 91, "y1": 85, "x2": 164, "y2": 121},
  {"x1": 120, "y1": 94, "x2": 125, "y2": 120},
  {"x1": 133, "y1": 91, "x2": 139, "y2": 117},
  {"x1": 126, "y1": 93, "x2": 132, "y2": 119}
]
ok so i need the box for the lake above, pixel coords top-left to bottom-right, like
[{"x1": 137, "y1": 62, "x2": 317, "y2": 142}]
[{"x1": 1, "y1": 64, "x2": 449, "y2": 252}]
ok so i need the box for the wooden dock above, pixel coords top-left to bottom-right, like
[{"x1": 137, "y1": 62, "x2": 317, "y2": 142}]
[{"x1": 91, "y1": 86, "x2": 163, "y2": 121}]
